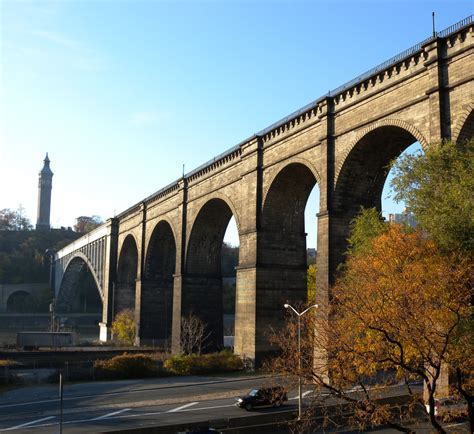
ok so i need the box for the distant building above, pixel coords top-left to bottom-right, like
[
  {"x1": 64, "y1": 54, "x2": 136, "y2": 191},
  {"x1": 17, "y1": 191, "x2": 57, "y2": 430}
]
[
  {"x1": 388, "y1": 209, "x2": 417, "y2": 228},
  {"x1": 36, "y1": 153, "x2": 53, "y2": 231},
  {"x1": 307, "y1": 248, "x2": 317, "y2": 265}
]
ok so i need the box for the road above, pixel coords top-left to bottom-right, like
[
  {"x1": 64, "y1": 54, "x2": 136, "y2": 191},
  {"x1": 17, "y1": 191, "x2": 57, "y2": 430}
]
[
  {"x1": 0, "y1": 374, "x2": 298, "y2": 432},
  {"x1": 0, "y1": 377, "x2": 468, "y2": 433}
]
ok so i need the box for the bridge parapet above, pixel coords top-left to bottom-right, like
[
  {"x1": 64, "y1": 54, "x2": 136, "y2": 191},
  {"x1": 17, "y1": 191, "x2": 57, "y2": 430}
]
[{"x1": 56, "y1": 223, "x2": 109, "y2": 259}]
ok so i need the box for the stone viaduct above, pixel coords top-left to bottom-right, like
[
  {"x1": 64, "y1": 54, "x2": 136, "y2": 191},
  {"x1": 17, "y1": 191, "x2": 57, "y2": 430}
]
[{"x1": 54, "y1": 17, "x2": 473, "y2": 364}]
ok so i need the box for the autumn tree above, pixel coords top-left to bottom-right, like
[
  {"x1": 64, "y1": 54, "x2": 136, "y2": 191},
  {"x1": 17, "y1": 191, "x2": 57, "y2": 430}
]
[
  {"x1": 111, "y1": 309, "x2": 136, "y2": 346},
  {"x1": 270, "y1": 225, "x2": 472, "y2": 433},
  {"x1": 74, "y1": 215, "x2": 103, "y2": 234},
  {"x1": 307, "y1": 264, "x2": 316, "y2": 303},
  {"x1": 391, "y1": 138, "x2": 473, "y2": 427},
  {"x1": 0, "y1": 207, "x2": 33, "y2": 231}
]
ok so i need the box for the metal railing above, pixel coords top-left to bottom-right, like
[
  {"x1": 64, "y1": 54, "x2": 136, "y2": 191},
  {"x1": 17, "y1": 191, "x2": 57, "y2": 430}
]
[{"x1": 437, "y1": 14, "x2": 473, "y2": 38}]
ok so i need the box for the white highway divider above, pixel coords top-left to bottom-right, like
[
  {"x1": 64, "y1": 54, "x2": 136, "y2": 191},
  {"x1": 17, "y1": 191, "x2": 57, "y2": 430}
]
[
  {"x1": 2, "y1": 416, "x2": 56, "y2": 431},
  {"x1": 167, "y1": 402, "x2": 198, "y2": 413},
  {"x1": 91, "y1": 408, "x2": 131, "y2": 420}
]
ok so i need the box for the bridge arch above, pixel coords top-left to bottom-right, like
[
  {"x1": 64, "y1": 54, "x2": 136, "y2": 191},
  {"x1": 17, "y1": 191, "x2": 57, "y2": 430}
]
[
  {"x1": 262, "y1": 157, "x2": 321, "y2": 208},
  {"x1": 184, "y1": 195, "x2": 241, "y2": 351},
  {"x1": 453, "y1": 104, "x2": 474, "y2": 144},
  {"x1": 141, "y1": 220, "x2": 177, "y2": 344},
  {"x1": 57, "y1": 255, "x2": 103, "y2": 314},
  {"x1": 335, "y1": 118, "x2": 428, "y2": 189},
  {"x1": 334, "y1": 120, "x2": 427, "y2": 214},
  {"x1": 330, "y1": 121, "x2": 426, "y2": 279},
  {"x1": 261, "y1": 161, "x2": 318, "y2": 264},
  {"x1": 59, "y1": 252, "x2": 103, "y2": 300},
  {"x1": 115, "y1": 234, "x2": 139, "y2": 316},
  {"x1": 257, "y1": 162, "x2": 319, "y2": 337},
  {"x1": 189, "y1": 192, "x2": 242, "y2": 236},
  {"x1": 7, "y1": 290, "x2": 32, "y2": 313}
]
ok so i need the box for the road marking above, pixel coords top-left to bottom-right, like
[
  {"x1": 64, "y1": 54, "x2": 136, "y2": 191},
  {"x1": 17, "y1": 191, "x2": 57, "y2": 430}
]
[
  {"x1": 0, "y1": 375, "x2": 271, "y2": 410},
  {"x1": 91, "y1": 408, "x2": 131, "y2": 420},
  {"x1": 0, "y1": 398, "x2": 58, "y2": 409},
  {"x1": 167, "y1": 402, "x2": 198, "y2": 412},
  {"x1": 180, "y1": 403, "x2": 235, "y2": 411},
  {"x1": 2, "y1": 416, "x2": 56, "y2": 431},
  {"x1": 290, "y1": 390, "x2": 313, "y2": 400}
]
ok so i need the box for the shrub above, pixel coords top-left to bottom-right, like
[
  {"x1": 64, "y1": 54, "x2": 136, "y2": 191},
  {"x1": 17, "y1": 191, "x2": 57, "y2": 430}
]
[
  {"x1": 164, "y1": 350, "x2": 243, "y2": 375},
  {"x1": 94, "y1": 353, "x2": 162, "y2": 380},
  {"x1": 111, "y1": 309, "x2": 136, "y2": 345}
]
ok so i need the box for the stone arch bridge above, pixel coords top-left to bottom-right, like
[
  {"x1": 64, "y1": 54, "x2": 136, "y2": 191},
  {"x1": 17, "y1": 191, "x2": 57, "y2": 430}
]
[{"x1": 54, "y1": 17, "x2": 473, "y2": 364}]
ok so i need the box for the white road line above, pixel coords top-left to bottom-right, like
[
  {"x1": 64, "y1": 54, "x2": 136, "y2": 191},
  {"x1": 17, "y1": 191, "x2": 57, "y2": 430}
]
[
  {"x1": 180, "y1": 403, "x2": 235, "y2": 412},
  {"x1": 2, "y1": 416, "x2": 56, "y2": 431},
  {"x1": 290, "y1": 390, "x2": 312, "y2": 400},
  {"x1": 91, "y1": 408, "x2": 131, "y2": 420},
  {"x1": 2, "y1": 405, "x2": 233, "y2": 430},
  {"x1": 167, "y1": 402, "x2": 198, "y2": 412},
  {"x1": 0, "y1": 398, "x2": 58, "y2": 409}
]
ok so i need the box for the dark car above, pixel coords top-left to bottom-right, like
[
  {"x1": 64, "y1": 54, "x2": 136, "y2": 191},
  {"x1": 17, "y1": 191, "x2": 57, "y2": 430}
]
[{"x1": 235, "y1": 386, "x2": 288, "y2": 411}]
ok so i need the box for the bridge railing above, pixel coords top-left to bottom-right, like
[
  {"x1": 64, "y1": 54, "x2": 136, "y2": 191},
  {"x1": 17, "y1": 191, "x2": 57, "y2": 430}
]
[
  {"x1": 437, "y1": 14, "x2": 473, "y2": 38},
  {"x1": 55, "y1": 222, "x2": 109, "y2": 259}
]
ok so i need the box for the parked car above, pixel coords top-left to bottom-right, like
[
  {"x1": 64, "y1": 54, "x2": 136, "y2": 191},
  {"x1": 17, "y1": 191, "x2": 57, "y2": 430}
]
[
  {"x1": 425, "y1": 396, "x2": 468, "y2": 422},
  {"x1": 235, "y1": 386, "x2": 288, "y2": 411}
]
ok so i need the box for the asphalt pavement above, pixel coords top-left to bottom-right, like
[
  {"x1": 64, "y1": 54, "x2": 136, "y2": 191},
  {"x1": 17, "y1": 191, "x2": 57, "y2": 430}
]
[
  {"x1": 0, "y1": 376, "x2": 469, "y2": 433},
  {"x1": 0, "y1": 374, "x2": 294, "y2": 432}
]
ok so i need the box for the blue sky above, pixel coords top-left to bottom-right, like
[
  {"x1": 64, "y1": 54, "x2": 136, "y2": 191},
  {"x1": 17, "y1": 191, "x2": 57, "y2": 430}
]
[{"x1": 0, "y1": 0, "x2": 472, "y2": 247}]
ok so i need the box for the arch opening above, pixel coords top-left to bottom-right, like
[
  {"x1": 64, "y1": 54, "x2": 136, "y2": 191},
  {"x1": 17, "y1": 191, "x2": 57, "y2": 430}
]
[
  {"x1": 56, "y1": 256, "x2": 103, "y2": 339},
  {"x1": 115, "y1": 235, "x2": 138, "y2": 317},
  {"x1": 332, "y1": 125, "x2": 420, "y2": 278},
  {"x1": 6, "y1": 291, "x2": 32, "y2": 313},
  {"x1": 258, "y1": 163, "x2": 319, "y2": 338},
  {"x1": 335, "y1": 126, "x2": 418, "y2": 215},
  {"x1": 184, "y1": 198, "x2": 239, "y2": 352},
  {"x1": 141, "y1": 221, "x2": 176, "y2": 345},
  {"x1": 222, "y1": 217, "x2": 239, "y2": 349},
  {"x1": 457, "y1": 110, "x2": 474, "y2": 144}
]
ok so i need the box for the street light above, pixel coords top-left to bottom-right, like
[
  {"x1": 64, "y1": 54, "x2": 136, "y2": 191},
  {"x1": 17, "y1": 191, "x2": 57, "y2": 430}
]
[{"x1": 284, "y1": 303, "x2": 319, "y2": 421}]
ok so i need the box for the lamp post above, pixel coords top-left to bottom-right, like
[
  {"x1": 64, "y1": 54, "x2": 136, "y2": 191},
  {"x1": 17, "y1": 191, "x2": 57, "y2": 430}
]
[{"x1": 284, "y1": 303, "x2": 319, "y2": 421}]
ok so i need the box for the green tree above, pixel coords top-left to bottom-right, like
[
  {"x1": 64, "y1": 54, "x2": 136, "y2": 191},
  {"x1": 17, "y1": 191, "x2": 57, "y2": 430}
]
[
  {"x1": 391, "y1": 139, "x2": 474, "y2": 256},
  {"x1": 111, "y1": 309, "x2": 136, "y2": 346},
  {"x1": 347, "y1": 206, "x2": 387, "y2": 254}
]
